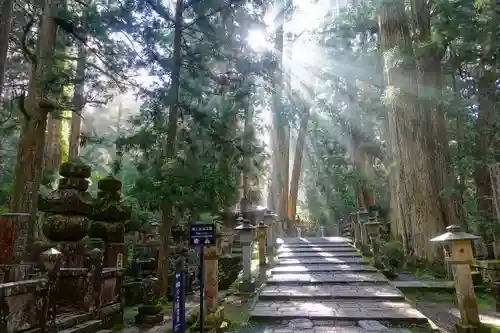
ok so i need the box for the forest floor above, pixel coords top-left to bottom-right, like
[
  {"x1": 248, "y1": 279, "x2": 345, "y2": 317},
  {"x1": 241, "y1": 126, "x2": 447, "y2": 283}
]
[{"x1": 405, "y1": 290, "x2": 500, "y2": 332}]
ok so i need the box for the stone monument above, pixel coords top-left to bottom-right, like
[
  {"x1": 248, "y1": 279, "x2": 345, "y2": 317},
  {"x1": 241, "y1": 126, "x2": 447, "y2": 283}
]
[
  {"x1": 38, "y1": 161, "x2": 94, "y2": 266},
  {"x1": 89, "y1": 175, "x2": 131, "y2": 267}
]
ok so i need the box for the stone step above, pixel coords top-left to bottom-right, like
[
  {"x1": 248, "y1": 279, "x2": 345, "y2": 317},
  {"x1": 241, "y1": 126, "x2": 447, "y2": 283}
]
[
  {"x1": 280, "y1": 242, "x2": 352, "y2": 249},
  {"x1": 250, "y1": 300, "x2": 427, "y2": 324},
  {"x1": 259, "y1": 285, "x2": 405, "y2": 301},
  {"x1": 243, "y1": 326, "x2": 412, "y2": 333},
  {"x1": 57, "y1": 320, "x2": 102, "y2": 333},
  {"x1": 277, "y1": 258, "x2": 367, "y2": 265},
  {"x1": 279, "y1": 237, "x2": 351, "y2": 244},
  {"x1": 270, "y1": 264, "x2": 377, "y2": 274},
  {"x1": 278, "y1": 252, "x2": 362, "y2": 259},
  {"x1": 267, "y1": 272, "x2": 389, "y2": 284},
  {"x1": 278, "y1": 247, "x2": 357, "y2": 253}
]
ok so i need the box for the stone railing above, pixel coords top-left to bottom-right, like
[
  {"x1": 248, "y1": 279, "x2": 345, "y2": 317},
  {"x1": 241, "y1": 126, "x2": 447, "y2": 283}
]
[{"x1": 0, "y1": 247, "x2": 124, "y2": 333}]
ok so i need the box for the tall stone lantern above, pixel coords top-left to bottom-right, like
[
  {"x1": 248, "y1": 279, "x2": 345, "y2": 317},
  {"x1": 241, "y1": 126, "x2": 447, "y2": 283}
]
[
  {"x1": 365, "y1": 221, "x2": 382, "y2": 269},
  {"x1": 263, "y1": 210, "x2": 274, "y2": 253},
  {"x1": 431, "y1": 225, "x2": 481, "y2": 332},
  {"x1": 234, "y1": 219, "x2": 255, "y2": 293}
]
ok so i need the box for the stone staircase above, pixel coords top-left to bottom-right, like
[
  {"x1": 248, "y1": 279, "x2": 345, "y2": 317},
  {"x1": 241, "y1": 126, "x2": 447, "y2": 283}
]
[{"x1": 245, "y1": 237, "x2": 433, "y2": 332}]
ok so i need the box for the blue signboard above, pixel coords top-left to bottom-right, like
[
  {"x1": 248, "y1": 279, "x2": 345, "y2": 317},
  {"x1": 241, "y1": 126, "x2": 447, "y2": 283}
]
[
  {"x1": 188, "y1": 223, "x2": 216, "y2": 247},
  {"x1": 172, "y1": 271, "x2": 186, "y2": 333}
]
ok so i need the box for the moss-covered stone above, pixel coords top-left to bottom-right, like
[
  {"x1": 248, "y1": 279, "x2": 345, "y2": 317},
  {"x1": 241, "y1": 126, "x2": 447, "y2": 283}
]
[
  {"x1": 59, "y1": 161, "x2": 91, "y2": 178},
  {"x1": 42, "y1": 214, "x2": 90, "y2": 242},
  {"x1": 89, "y1": 221, "x2": 125, "y2": 243}
]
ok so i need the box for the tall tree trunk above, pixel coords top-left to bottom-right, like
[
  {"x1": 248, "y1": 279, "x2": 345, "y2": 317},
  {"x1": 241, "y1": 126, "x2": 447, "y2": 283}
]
[
  {"x1": 44, "y1": 112, "x2": 61, "y2": 171},
  {"x1": 68, "y1": 45, "x2": 85, "y2": 160},
  {"x1": 9, "y1": 0, "x2": 59, "y2": 257},
  {"x1": 271, "y1": 0, "x2": 287, "y2": 223},
  {"x1": 411, "y1": 0, "x2": 464, "y2": 230},
  {"x1": 0, "y1": 0, "x2": 14, "y2": 96},
  {"x1": 242, "y1": 98, "x2": 253, "y2": 212},
  {"x1": 473, "y1": 64, "x2": 497, "y2": 242},
  {"x1": 378, "y1": 0, "x2": 444, "y2": 261},
  {"x1": 288, "y1": 109, "x2": 309, "y2": 220},
  {"x1": 157, "y1": 0, "x2": 182, "y2": 296}
]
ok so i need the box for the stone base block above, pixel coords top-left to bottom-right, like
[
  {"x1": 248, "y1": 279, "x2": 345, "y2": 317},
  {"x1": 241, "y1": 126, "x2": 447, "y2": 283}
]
[{"x1": 238, "y1": 280, "x2": 255, "y2": 293}]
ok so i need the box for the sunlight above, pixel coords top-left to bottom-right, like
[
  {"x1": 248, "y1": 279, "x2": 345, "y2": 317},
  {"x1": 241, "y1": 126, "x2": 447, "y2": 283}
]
[{"x1": 247, "y1": 29, "x2": 271, "y2": 53}]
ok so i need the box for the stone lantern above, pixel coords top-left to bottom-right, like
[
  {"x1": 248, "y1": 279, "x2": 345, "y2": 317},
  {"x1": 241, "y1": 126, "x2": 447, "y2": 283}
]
[
  {"x1": 234, "y1": 219, "x2": 255, "y2": 293},
  {"x1": 357, "y1": 209, "x2": 371, "y2": 254},
  {"x1": 431, "y1": 225, "x2": 481, "y2": 332},
  {"x1": 319, "y1": 226, "x2": 325, "y2": 237},
  {"x1": 263, "y1": 210, "x2": 274, "y2": 252},
  {"x1": 364, "y1": 221, "x2": 382, "y2": 269},
  {"x1": 257, "y1": 221, "x2": 268, "y2": 266},
  {"x1": 40, "y1": 248, "x2": 62, "y2": 326}
]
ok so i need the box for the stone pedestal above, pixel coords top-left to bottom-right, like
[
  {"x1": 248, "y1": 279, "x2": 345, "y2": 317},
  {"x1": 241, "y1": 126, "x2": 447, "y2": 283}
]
[
  {"x1": 357, "y1": 210, "x2": 371, "y2": 254},
  {"x1": 431, "y1": 225, "x2": 481, "y2": 332},
  {"x1": 257, "y1": 221, "x2": 268, "y2": 266},
  {"x1": 263, "y1": 211, "x2": 274, "y2": 253},
  {"x1": 204, "y1": 245, "x2": 218, "y2": 312},
  {"x1": 297, "y1": 227, "x2": 302, "y2": 238},
  {"x1": 365, "y1": 221, "x2": 382, "y2": 269},
  {"x1": 235, "y1": 219, "x2": 255, "y2": 293},
  {"x1": 353, "y1": 221, "x2": 361, "y2": 248}
]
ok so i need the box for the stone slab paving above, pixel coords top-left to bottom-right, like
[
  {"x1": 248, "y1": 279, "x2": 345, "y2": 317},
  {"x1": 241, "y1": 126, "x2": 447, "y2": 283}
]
[
  {"x1": 278, "y1": 237, "x2": 351, "y2": 244},
  {"x1": 259, "y1": 285, "x2": 405, "y2": 300},
  {"x1": 270, "y1": 264, "x2": 377, "y2": 274},
  {"x1": 250, "y1": 300, "x2": 427, "y2": 322},
  {"x1": 277, "y1": 257, "x2": 367, "y2": 265},
  {"x1": 278, "y1": 252, "x2": 362, "y2": 258},
  {"x1": 279, "y1": 247, "x2": 358, "y2": 253},
  {"x1": 280, "y1": 243, "x2": 354, "y2": 248},
  {"x1": 267, "y1": 272, "x2": 389, "y2": 284},
  {"x1": 250, "y1": 237, "x2": 430, "y2": 330},
  {"x1": 239, "y1": 325, "x2": 412, "y2": 333},
  {"x1": 391, "y1": 280, "x2": 455, "y2": 289}
]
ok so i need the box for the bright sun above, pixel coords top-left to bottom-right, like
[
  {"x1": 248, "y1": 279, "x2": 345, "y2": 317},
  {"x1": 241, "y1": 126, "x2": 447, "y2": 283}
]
[{"x1": 247, "y1": 29, "x2": 270, "y2": 52}]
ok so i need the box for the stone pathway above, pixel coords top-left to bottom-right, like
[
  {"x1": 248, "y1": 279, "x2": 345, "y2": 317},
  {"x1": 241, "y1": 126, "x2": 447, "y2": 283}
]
[{"x1": 248, "y1": 237, "x2": 432, "y2": 332}]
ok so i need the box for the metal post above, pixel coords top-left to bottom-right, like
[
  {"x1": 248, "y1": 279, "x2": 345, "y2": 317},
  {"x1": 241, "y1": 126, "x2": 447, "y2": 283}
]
[{"x1": 199, "y1": 245, "x2": 205, "y2": 333}]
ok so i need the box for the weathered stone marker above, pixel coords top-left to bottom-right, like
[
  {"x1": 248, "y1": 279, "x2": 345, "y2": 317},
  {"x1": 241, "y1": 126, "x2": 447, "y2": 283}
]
[
  {"x1": 319, "y1": 226, "x2": 325, "y2": 237},
  {"x1": 365, "y1": 220, "x2": 382, "y2": 269},
  {"x1": 257, "y1": 221, "x2": 268, "y2": 266},
  {"x1": 431, "y1": 225, "x2": 481, "y2": 332},
  {"x1": 235, "y1": 219, "x2": 255, "y2": 293},
  {"x1": 0, "y1": 212, "x2": 31, "y2": 282},
  {"x1": 204, "y1": 244, "x2": 218, "y2": 311}
]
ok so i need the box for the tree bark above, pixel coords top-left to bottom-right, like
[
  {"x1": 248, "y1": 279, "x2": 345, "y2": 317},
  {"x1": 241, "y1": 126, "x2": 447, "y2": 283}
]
[
  {"x1": 68, "y1": 45, "x2": 86, "y2": 160},
  {"x1": 9, "y1": 0, "x2": 59, "y2": 256},
  {"x1": 271, "y1": 0, "x2": 287, "y2": 223},
  {"x1": 378, "y1": 0, "x2": 444, "y2": 261},
  {"x1": 157, "y1": 0, "x2": 183, "y2": 296},
  {"x1": 0, "y1": 0, "x2": 14, "y2": 96},
  {"x1": 289, "y1": 109, "x2": 309, "y2": 220},
  {"x1": 411, "y1": 0, "x2": 464, "y2": 229}
]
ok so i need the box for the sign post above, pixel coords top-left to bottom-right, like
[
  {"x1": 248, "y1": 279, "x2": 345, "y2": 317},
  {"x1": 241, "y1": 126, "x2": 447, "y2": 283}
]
[
  {"x1": 188, "y1": 223, "x2": 216, "y2": 333},
  {"x1": 172, "y1": 271, "x2": 186, "y2": 333}
]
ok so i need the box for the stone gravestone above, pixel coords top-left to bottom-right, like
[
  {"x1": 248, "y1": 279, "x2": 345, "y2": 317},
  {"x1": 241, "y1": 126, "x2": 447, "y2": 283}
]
[{"x1": 89, "y1": 175, "x2": 131, "y2": 267}]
